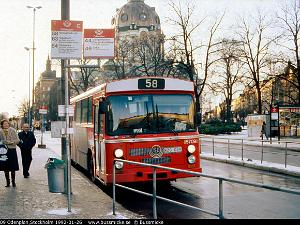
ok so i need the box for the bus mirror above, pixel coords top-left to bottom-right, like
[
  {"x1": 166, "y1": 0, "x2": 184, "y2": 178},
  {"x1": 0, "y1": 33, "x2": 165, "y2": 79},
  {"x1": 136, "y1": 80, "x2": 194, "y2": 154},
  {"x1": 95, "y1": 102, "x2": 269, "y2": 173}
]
[
  {"x1": 99, "y1": 101, "x2": 108, "y2": 114},
  {"x1": 195, "y1": 112, "x2": 201, "y2": 126}
]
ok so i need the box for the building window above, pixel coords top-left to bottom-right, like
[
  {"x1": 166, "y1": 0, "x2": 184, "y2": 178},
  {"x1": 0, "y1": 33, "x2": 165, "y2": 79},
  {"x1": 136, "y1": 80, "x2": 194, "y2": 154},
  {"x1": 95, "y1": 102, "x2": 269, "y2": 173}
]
[
  {"x1": 121, "y1": 13, "x2": 128, "y2": 22},
  {"x1": 140, "y1": 13, "x2": 147, "y2": 21},
  {"x1": 88, "y1": 97, "x2": 93, "y2": 124},
  {"x1": 155, "y1": 16, "x2": 160, "y2": 24}
]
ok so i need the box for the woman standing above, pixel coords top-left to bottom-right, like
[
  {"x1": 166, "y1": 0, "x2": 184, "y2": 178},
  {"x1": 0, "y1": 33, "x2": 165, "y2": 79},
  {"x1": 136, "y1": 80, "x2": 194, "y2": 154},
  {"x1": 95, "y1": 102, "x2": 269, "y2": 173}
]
[{"x1": 0, "y1": 119, "x2": 20, "y2": 187}]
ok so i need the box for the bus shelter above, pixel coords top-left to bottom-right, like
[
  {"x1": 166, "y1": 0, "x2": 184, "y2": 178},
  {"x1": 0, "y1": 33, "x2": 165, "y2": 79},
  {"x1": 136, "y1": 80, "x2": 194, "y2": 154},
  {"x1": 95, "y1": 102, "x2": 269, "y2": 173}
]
[{"x1": 246, "y1": 114, "x2": 270, "y2": 138}]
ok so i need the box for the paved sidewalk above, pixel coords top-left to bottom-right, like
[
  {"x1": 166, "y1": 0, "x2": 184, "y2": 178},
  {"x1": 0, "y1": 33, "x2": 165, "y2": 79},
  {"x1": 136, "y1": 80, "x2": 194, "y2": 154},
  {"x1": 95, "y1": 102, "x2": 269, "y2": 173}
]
[{"x1": 0, "y1": 144, "x2": 144, "y2": 219}]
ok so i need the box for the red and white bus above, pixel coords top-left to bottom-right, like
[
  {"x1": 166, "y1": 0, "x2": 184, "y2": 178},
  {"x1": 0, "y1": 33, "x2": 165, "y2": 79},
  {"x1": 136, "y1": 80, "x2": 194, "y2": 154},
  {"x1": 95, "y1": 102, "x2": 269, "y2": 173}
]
[{"x1": 70, "y1": 77, "x2": 202, "y2": 185}]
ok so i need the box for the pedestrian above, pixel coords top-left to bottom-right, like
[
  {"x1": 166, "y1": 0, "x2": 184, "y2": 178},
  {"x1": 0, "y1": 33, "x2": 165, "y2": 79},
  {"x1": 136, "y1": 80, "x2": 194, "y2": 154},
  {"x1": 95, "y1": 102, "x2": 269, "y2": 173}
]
[
  {"x1": 261, "y1": 121, "x2": 269, "y2": 140},
  {"x1": 18, "y1": 123, "x2": 36, "y2": 178},
  {"x1": 241, "y1": 119, "x2": 245, "y2": 129},
  {"x1": 0, "y1": 119, "x2": 20, "y2": 187}
]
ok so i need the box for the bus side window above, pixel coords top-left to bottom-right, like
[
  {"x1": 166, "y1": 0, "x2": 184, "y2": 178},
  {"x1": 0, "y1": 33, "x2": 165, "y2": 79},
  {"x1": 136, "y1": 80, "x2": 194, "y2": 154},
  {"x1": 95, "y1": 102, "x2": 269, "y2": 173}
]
[
  {"x1": 76, "y1": 101, "x2": 81, "y2": 123},
  {"x1": 94, "y1": 104, "x2": 100, "y2": 134},
  {"x1": 99, "y1": 114, "x2": 104, "y2": 134},
  {"x1": 95, "y1": 103, "x2": 104, "y2": 134}
]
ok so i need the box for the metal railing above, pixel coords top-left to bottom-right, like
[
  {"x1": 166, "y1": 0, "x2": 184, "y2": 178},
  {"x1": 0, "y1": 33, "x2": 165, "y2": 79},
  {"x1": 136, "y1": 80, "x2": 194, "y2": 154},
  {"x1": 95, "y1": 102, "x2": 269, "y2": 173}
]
[
  {"x1": 112, "y1": 159, "x2": 300, "y2": 219},
  {"x1": 200, "y1": 136, "x2": 300, "y2": 168}
]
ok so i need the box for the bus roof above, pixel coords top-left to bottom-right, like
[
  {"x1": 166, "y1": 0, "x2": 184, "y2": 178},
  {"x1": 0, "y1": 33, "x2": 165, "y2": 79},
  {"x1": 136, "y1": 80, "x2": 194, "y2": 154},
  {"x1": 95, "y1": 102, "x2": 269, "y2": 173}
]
[
  {"x1": 70, "y1": 83, "x2": 106, "y2": 103},
  {"x1": 106, "y1": 77, "x2": 193, "y2": 93},
  {"x1": 70, "y1": 77, "x2": 194, "y2": 103}
]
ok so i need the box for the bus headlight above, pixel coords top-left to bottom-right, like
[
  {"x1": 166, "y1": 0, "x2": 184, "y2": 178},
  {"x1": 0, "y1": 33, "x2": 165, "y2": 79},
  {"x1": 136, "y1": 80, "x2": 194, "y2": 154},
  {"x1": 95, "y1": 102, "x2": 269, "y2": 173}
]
[
  {"x1": 115, "y1": 161, "x2": 124, "y2": 169},
  {"x1": 187, "y1": 145, "x2": 196, "y2": 154},
  {"x1": 114, "y1": 149, "x2": 124, "y2": 158},
  {"x1": 188, "y1": 155, "x2": 196, "y2": 164}
]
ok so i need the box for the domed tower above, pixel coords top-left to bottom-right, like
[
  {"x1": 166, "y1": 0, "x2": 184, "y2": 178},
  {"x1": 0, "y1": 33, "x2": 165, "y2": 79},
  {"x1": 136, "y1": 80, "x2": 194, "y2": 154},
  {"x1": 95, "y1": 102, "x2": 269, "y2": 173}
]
[
  {"x1": 112, "y1": 0, "x2": 162, "y2": 38},
  {"x1": 111, "y1": 0, "x2": 164, "y2": 69}
]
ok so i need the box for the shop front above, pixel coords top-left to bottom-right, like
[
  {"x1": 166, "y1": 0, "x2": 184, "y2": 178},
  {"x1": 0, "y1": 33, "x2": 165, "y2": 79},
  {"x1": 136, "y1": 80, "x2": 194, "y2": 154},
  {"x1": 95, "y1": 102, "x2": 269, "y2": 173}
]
[{"x1": 278, "y1": 105, "x2": 300, "y2": 137}]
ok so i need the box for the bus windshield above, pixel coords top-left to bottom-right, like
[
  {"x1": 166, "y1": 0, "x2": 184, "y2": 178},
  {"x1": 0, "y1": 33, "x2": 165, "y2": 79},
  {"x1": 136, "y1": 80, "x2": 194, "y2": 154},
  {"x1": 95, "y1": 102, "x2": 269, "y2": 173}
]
[{"x1": 107, "y1": 94, "x2": 196, "y2": 136}]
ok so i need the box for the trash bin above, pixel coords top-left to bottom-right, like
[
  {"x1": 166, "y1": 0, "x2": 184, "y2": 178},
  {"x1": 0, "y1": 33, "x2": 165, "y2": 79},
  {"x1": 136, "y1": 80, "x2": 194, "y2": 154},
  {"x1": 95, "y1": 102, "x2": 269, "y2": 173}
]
[{"x1": 45, "y1": 158, "x2": 65, "y2": 193}]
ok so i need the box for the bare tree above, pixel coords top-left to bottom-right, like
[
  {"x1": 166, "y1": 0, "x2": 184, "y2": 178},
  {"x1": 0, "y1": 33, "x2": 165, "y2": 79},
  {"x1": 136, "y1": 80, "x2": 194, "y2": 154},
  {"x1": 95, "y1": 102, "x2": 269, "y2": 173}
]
[
  {"x1": 276, "y1": 0, "x2": 300, "y2": 104},
  {"x1": 113, "y1": 38, "x2": 134, "y2": 79},
  {"x1": 69, "y1": 59, "x2": 100, "y2": 97},
  {"x1": 132, "y1": 32, "x2": 167, "y2": 77},
  {"x1": 110, "y1": 33, "x2": 169, "y2": 79},
  {"x1": 237, "y1": 13, "x2": 279, "y2": 114},
  {"x1": 210, "y1": 39, "x2": 246, "y2": 122},
  {"x1": 17, "y1": 98, "x2": 30, "y2": 123},
  {"x1": 168, "y1": 0, "x2": 224, "y2": 112}
]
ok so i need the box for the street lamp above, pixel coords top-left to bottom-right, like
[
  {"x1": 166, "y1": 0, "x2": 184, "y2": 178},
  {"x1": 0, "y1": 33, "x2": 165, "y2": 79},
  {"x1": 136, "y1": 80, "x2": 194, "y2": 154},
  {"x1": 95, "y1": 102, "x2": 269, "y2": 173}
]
[
  {"x1": 26, "y1": 5, "x2": 42, "y2": 121},
  {"x1": 24, "y1": 47, "x2": 31, "y2": 127}
]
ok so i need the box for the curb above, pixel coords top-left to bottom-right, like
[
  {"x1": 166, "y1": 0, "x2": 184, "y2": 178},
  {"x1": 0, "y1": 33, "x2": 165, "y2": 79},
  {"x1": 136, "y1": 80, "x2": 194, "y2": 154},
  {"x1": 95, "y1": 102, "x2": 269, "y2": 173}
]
[{"x1": 201, "y1": 154, "x2": 300, "y2": 178}]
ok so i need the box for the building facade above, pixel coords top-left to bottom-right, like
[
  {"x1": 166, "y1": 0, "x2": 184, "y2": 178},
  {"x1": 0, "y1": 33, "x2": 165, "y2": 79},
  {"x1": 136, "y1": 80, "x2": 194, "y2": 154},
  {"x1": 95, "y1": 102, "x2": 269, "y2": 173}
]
[
  {"x1": 34, "y1": 56, "x2": 59, "y2": 128},
  {"x1": 233, "y1": 63, "x2": 300, "y2": 137}
]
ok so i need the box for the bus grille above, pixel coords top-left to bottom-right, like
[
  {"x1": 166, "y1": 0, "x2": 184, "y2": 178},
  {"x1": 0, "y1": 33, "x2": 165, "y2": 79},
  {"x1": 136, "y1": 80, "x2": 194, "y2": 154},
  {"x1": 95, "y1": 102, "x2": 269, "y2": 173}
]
[
  {"x1": 142, "y1": 157, "x2": 171, "y2": 165},
  {"x1": 130, "y1": 147, "x2": 182, "y2": 156},
  {"x1": 130, "y1": 148, "x2": 151, "y2": 156}
]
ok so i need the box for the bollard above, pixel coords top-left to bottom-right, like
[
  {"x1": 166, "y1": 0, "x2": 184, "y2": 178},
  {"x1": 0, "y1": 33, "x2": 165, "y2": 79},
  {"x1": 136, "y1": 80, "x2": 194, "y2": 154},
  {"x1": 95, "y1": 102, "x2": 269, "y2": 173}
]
[
  {"x1": 219, "y1": 179, "x2": 224, "y2": 219},
  {"x1": 241, "y1": 139, "x2": 244, "y2": 161},
  {"x1": 261, "y1": 141, "x2": 264, "y2": 164},
  {"x1": 285, "y1": 142, "x2": 288, "y2": 168},
  {"x1": 213, "y1": 138, "x2": 215, "y2": 156},
  {"x1": 228, "y1": 139, "x2": 230, "y2": 158}
]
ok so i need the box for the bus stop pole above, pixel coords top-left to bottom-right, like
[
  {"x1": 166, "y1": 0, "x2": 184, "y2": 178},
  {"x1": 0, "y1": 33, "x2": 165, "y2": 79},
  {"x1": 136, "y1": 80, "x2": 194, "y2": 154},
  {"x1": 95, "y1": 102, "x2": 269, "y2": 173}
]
[
  {"x1": 65, "y1": 63, "x2": 71, "y2": 213},
  {"x1": 61, "y1": 0, "x2": 71, "y2": 212}
]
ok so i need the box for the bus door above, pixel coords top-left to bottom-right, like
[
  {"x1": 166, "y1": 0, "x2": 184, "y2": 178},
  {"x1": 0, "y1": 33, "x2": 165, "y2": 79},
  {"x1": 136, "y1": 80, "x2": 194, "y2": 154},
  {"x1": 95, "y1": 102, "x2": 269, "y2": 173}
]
[{"x1": 94, "y1": 101, "x2": 105, "y2": 179}]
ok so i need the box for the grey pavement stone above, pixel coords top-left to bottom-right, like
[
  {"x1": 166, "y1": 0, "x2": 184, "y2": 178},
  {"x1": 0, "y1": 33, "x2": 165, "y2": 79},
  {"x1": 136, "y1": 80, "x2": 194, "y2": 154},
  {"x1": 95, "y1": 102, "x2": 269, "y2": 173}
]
[{"x1": 0, "y1": 147, "x2": 145, "y2": 219}]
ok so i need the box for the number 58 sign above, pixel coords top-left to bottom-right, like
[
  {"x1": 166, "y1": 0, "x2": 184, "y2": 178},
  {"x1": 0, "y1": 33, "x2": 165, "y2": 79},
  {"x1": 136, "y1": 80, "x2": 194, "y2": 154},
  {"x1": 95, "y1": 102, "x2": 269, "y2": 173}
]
[{"x1": 138, "y1": 78, "x2": 165, "y2": 90}]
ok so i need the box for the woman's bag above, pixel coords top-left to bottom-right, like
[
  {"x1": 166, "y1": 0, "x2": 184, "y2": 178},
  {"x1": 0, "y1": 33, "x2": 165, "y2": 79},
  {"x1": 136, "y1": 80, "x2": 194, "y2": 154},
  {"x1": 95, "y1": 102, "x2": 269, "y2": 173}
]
[{"x1": 0, "y1": 142, "x2": 8, "y2": 171}]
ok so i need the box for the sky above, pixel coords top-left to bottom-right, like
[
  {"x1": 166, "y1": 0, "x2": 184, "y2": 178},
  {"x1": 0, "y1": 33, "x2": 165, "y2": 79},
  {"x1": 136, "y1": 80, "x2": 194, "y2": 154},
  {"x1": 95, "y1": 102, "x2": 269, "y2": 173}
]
[{"x1": 0, "y1": 0, "x2": 282, "y2": 117}]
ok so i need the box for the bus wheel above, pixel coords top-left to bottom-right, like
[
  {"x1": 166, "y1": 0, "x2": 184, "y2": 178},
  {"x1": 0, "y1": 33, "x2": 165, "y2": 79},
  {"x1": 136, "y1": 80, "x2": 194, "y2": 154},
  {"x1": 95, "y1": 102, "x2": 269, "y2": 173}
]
[{"x1": 88, "y1": 153, "x2": 95, "y2": 182}]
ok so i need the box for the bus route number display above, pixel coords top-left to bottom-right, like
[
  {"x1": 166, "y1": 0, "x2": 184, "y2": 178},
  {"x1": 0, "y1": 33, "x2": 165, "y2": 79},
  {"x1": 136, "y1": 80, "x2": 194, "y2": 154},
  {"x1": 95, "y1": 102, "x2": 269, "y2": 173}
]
[{"x1": 138, "y1": 78, "x2": 165, "y2": 90}]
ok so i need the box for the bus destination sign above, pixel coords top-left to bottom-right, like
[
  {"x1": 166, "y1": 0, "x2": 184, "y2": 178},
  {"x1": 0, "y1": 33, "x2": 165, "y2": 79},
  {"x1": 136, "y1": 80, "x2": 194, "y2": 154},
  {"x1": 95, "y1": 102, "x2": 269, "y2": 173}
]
[{"x1": 138, "y1": 78, "x2": 165, "y2": 90}]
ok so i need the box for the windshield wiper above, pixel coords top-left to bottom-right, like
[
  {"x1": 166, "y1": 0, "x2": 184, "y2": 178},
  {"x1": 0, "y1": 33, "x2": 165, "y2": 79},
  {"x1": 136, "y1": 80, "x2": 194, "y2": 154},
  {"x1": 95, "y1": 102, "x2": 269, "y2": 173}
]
[
  {"x1": 155, "y1": 104, "x2": 161, "y2": 132},
  {"x1": 171, "y1": 129, "x2": 178, "y2": 136},
  {"x1": 131, "y1": 130, "x2": 139, "y2": 138},
  {"x1": 145, "y1": 103, "x2": 151, "y2": 129}
]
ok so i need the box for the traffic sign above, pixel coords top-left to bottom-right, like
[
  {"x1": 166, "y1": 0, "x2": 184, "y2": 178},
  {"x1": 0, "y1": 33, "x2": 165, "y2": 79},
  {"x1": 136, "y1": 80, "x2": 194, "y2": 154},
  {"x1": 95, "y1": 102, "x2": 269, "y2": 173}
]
[
  {"x1": 83, "y1": 29, "x2": 115, "y2": 58},
  {"x1": 58, "y1": 105, "x2": 65, "y2": 117},
  {"x1": 58, "y1": 105, "x2": 75, "y2": 117},
  {"x1": 51, "y1": 20, "x2": 83, "y2": 59},
  {"x1": 39, "y1": 109, "x2": 48, "y2": 114}
]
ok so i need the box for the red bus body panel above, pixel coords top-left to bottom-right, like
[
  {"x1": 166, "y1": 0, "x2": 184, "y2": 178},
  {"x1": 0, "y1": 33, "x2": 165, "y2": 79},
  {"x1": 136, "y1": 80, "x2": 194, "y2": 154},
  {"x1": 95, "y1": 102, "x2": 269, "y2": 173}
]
[{"x1": 98, "y1": 132, "x2": 201, "y2": 184}]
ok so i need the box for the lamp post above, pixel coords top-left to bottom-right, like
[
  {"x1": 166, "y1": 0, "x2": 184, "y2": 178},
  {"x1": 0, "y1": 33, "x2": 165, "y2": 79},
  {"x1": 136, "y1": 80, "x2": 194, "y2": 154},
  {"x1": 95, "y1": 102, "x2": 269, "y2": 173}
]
[
  {"x1": 26, "y1": 5, "x2": 42, "y2": 123},
  {"x1": 24, "y1": 47, "x2": 31, "y2": 127}
]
